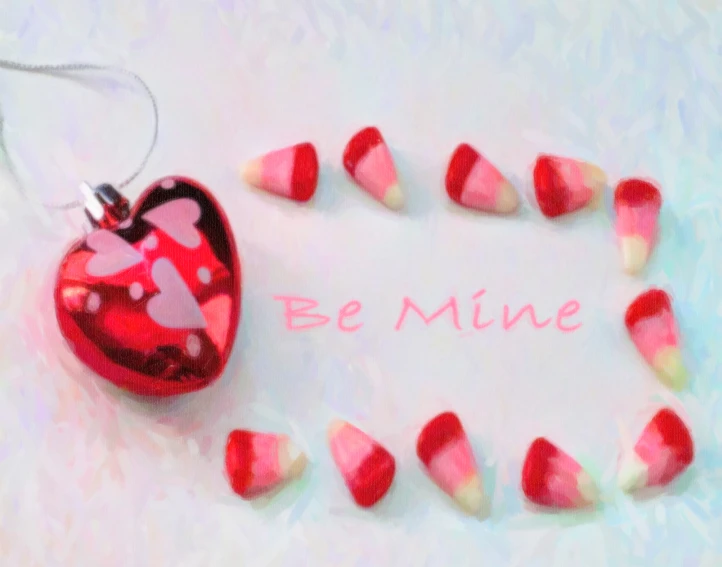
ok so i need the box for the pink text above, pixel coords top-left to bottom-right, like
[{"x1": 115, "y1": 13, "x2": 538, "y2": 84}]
[{"x1": 272, "y1": 291, "x2": 583, "y2": 334}]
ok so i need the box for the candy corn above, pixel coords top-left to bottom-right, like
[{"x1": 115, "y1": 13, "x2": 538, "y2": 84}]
[
  {"x1": 625, "y1": 288, "x2": 688, "y2": 390},
  {"x1": 618, "y1": 408, "x2": 694, "y2": 492},
  {"x1": 343, "y1": 126, "x2": 404, "y2": 210},
  {"x1": 328, "y1": 419, "x2": 396, "y2": 508},
  {"x1": 241, "y1": 142, "x2": 319, "y2": 202},
  {"x1": 225, "y1": 429, "x2": 307, "y2": 499},
  {"x1": 445, "y1": 143, "x2": 519, "y2": 214},
  {"x1": 521, "y1": 437, "x2": 598, "y2": 509},
  {"x1": 614, "y1": 178, "x2": 662, "y2": 274},
  {"x1": 416, "y1": 411, "x2": 485, "y2": 515},
  {"x1": 533, "y1": 154, "x2": 606, "y2": 218}
]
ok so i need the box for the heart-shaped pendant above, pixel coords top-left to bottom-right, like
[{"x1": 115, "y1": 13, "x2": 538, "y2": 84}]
[{"x1": 54, "y1": 176, "x2": 242, "y2": 397}]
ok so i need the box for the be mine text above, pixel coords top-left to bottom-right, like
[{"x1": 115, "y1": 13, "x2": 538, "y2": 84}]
[{"x1": 272, "y1": 291, "x2": 583, "y2": 333}]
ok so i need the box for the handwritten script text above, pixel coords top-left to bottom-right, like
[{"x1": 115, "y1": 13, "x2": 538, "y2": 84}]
[{"x1": 272, "y1": 290, "x2": 583, "y2": 334}]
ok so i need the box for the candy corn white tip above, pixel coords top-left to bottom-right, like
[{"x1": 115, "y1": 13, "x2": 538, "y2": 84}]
[
  {"x1": 576, "y1": 470, "x2": 599, "y2": 504},
  {"x1": 240, "y1": 159, "x2": 262, "y2": 187},
  {"x1": 617, "y1": 453, "x2": 648, "y2": 492},
  {"x1": 453, "y1": 474, "x2": 485, "y2": 516},
  {"x1": 327, "y1": 419, "x2": 347, "y2": 439},
  {"x1": 587, "y1": 189, "x2": 603, "y2": 211},
  {"x1": 654, "y1": 346, "x2": 688, "y2": 390},
  {"x1": 582, "y1": 163, "x2": 607, "y2": 191},
  {"x1": 278, "y1": 437, "x2": 308, "y2": 480},
  {"x1": 382, "y1": 182, "x2": 404, "y2": 210},
  {"x1": 582, "y1": 163, "x2": 606, "y2": 210},
  {"x1": 621, "y1": 235, "x2": 649, "y2": 274},
  {"x1": 496, "y1": 181, "x2": 520, "y2": 214}
]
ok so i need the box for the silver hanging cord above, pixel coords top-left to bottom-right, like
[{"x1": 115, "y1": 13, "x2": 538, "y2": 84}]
[{"x1": 0, "y1": 60, "x2": 159, "y2": 210}]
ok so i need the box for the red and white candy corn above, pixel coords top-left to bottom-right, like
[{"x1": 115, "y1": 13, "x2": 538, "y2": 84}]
[
  {"x1": 532, "y1": 154, "x2": 606, "y2": 218},
  {"x1": 521, "y1": 437, "x2": 598, "y2": 509},
  {"x1": 416, "y1": 411, "x2": 485, "y2": 515},
  {"x1": 328, "y1": 419, "x2": 396, "y2": 508},
  {"x1": 225, "y1": 429, "x2": 307, "y2": 499},
  {"x1": 617, "y1": 408, "x2": 694, "y2": 492},
  {"x1": 625, "y1": 288, "x2": 688, "y2": 390},
  {"x1": 614, "y1": 178, "x2": 662, "y2": 274},
  {"x1": 343, "y1": 126, "x2": 404, "y2": 210},
  {"x1": 445, "y1": 143, "x2": 519, "y2": 214},
  {"x1": 241, "y1": 142, "x2": 319, "y2": 202}
]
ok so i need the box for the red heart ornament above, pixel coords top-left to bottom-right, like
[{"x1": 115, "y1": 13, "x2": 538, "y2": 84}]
[{"x1": 54, "y1": 176, "x2": 242, "y2": 397}]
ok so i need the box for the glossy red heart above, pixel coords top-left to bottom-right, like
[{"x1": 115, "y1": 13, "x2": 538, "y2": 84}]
[{"x1": 54, "y1": 176, "x2": 242, "y2": 397}]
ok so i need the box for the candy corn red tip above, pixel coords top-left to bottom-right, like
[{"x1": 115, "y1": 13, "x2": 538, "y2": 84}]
[
  {"x1": 614, "y1": 177, "x2": 662, "y2": 209},
  {"x1": 625, "y1": 288, "x2": 688, "y2": 390},
  {"x1": 343, "y1": 126, "x2": 404, "y2": 211},
  {"x1": 225, "y1": 430, "x2": 307, "y2": 500},
  {"x1": 240, "y1": 142, "x2": 319, "y2": 202},
  {"x1": 614, "y1": 178, "x2": 662, "y2": 274},
  {"x1": 328, "y1": 419, "x2": 396, "y2": 508},
  {"x1": 532, "y1": 154, "x2": 606, "y2": 218},
  {"x1": 521, "y1": 437, "x2": 598, "y2": 510},
  {"x1": 617, "y1": 408, "x2": 694, "y2": 492},
  {"x1": 416, "y1": 411, "x2": 485, "y2": 516},
  {"x1": 624, "y1": 288, "x2": 671, "y2": 327},
  {"x1": 445, "y1": 143, "x2": 519, "y2": 215}
]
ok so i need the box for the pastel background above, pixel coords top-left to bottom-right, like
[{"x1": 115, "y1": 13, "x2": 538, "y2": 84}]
[{"x1": 1, "y1": 1, "x2": 722, "y2": 565}]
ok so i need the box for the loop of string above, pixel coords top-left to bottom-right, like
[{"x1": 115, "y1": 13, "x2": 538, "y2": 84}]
[{"x1": 0, "y1": 60, "x2": 159, "y2": 210}]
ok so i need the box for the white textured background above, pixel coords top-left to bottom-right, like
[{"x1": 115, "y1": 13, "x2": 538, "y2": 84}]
[{"x1": 1, "y1": 1, "x2": 722, "y2": 565}]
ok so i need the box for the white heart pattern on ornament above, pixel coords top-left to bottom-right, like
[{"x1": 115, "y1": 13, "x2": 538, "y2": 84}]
[
  {"x1": 85, "y1": 229, "x2": 144, "y2": 277},
  {"x1": 141, "y1": 198, "x2": 202, "y2": 249},
  {"x1": 147, "y1": 257, "x2": 208, "y2": 329}
]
